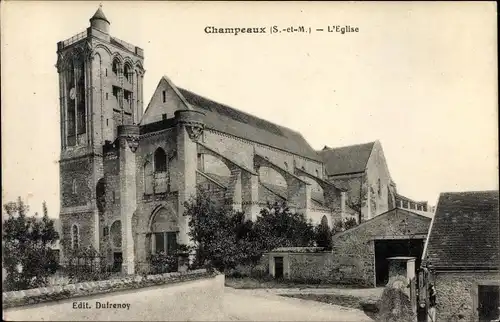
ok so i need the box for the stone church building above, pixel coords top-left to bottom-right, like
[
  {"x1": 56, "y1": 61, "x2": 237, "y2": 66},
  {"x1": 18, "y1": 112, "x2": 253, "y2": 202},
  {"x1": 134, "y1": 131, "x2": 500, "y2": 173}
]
[{"x1": 57, "y1": 8, "x2": 422, "y2": 274}]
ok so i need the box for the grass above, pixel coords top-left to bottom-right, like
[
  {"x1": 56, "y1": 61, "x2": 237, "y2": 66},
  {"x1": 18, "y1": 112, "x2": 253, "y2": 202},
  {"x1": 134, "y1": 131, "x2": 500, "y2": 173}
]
[{"x1": 225, "y1": 276, "x2": 370, "y2": 289}]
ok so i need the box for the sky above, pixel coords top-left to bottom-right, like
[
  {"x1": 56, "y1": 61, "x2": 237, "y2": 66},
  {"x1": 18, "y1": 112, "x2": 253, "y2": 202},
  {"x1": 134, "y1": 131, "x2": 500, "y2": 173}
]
[{"x1": 1, "y1": 1, "x2": 498, "y2": 217}]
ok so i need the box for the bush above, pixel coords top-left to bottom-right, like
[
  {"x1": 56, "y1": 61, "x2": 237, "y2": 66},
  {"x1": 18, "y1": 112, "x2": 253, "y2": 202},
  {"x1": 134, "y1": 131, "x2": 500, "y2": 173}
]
[
  {"x1": 376, "y1": 287, "x2": 415, "y2": 322},
  {"x1": 149, "y1": 252, "x2": 178, "y2": 274},
  {"x1": 2, "y1": 198, "x2": 60, "y2": 291}
]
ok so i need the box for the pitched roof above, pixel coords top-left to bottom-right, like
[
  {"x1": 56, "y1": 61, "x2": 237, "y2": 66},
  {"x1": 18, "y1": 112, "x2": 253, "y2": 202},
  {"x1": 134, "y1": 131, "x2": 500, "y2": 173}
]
[
  {"x1": 177, "y1": 88, "x2": 322, "y2": 162},
  {"x1": 424, "y1": 191, "x2": 499, "y2": 270},
  {"x1": 317, "y1": 142, "x2": 375, "y2": 176}
]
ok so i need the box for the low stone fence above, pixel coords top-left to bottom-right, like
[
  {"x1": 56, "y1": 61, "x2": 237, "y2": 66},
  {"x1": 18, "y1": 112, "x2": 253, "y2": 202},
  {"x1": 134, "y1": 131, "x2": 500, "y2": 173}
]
[
  {"x1": 267, "y1": 249, "x2": 370, "y2": 286},
  {"x1": 2, "y1": 269, "x2": 214, "y2": 309}
]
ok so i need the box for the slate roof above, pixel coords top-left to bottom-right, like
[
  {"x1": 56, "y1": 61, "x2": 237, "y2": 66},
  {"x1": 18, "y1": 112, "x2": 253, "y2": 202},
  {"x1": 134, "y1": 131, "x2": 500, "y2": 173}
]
[
  {"x1": 424, "y1": 191, "x2": 499, "y2": 270},
  {"x1": 317, "y1": 142, "x2": 375, "y2": 176},
  {"x1": 177, "y1": 88, "x2": 322, "y2": 162}
]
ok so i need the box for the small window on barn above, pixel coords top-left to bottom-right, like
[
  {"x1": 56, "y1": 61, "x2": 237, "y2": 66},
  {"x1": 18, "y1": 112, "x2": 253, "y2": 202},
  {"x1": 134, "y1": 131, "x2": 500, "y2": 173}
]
[{"x1": 162, "y1": 91, "x2": 166, "y2": 103}]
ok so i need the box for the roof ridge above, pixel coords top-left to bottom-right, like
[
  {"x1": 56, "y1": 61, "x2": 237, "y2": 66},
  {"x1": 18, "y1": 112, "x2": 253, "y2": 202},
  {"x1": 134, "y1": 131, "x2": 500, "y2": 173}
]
[
  {"x1": 177, "y1": 87, "x2": 309, "y2": 137},
  {"x1": 440, "y1": 190, "x2": 499, "y2": 195},
  {"x1": 318, "y1": 141, "x2": 376, "y2": 152}
]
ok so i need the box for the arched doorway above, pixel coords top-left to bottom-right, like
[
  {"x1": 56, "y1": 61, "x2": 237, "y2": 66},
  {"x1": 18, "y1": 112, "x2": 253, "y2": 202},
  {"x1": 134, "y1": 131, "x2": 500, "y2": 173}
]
[{"x1": 150, "y1": 207, "x2": 178, "y2": 255}]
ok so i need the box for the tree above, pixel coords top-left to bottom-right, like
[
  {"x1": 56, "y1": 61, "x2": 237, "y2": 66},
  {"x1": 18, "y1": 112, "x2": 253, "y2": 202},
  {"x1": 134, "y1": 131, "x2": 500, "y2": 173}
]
[
  {"x1": 2, "y1": 198, "x2": 60, "y2": 291},
  {"x1": 184, "y1": 189, "x2": 259, "y2": 272},
  {"x1": 184, "y1": 193, "x2": 317, "y2": 272},
  {"x1": 253, "y1": 202, "x2": 316, "y2": 252},
  {"x1": 332, "y1": 217, "x2": 359, "y2": 235},
  {"x1": 315, "y1": 218, "x2": 333, "y2": 250}
]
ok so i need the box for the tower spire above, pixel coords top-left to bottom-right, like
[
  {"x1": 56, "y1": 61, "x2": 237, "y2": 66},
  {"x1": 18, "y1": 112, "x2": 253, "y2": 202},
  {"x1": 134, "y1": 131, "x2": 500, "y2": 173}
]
[{"x1": 89, "y1": 5, "x2": 110, "y2": 33}]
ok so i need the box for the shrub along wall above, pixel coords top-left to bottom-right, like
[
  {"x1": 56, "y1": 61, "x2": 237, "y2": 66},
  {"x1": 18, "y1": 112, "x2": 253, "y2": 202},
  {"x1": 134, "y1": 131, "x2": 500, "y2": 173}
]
[{"x1": 2, "y1": 269, "x2": 212, "y2": 309}]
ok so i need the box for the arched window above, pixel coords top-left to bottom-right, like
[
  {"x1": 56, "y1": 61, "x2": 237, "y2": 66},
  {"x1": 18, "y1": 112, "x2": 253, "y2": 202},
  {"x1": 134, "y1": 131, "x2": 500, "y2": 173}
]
[
  {"x1": 72, "y1": 179, "x2": 77, "y2": 194},
  {"x1": 124, "y1": 64, "x2": 131, "y2": 82},
  {"x1": 378, "y1": 179, "x2": 382, "y2": 196},
  {"x1": 66, "y1": 59, "x2": 76, "y2": 145},
  {"x1": 284, "y1": 162, "x2": 288, "y2": 170},
  {"x1": 71, "y1": 224, "x2": 79, "y2": 250},
  {"x1": 154, "y1": 148, "x2": 167, "y2": 173},
  {"x1": 150, "y1": 208, "x2": 178, "y2": 255},
  {"x1": 112, "y1": 58, "x2": 120, "y2": 76},
  {"x1": 321, "y1": 215, "x2": 329, "y2": 228},
  {"x1": 315, "y1": 169, "x2": 319, "y2": 177},
  {"x1": 110, "y1": 220, "x2": 122, "y2": 248}
]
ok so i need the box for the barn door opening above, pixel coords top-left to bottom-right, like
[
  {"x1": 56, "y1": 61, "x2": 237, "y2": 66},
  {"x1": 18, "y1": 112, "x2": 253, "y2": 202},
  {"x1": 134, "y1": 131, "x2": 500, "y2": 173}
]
[
  {"x1": 374, "y1": 239, "x2": 424, "y2": 286},
  {"x1": 478, "y1": 285, "x2": 500, "y2": 321}
]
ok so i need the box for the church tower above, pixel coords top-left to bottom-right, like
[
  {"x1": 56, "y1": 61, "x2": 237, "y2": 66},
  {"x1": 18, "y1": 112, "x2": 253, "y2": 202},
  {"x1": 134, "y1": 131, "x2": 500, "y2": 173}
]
[{"x1": 56, "y1": 6, "x2": 144, "y2": 259}]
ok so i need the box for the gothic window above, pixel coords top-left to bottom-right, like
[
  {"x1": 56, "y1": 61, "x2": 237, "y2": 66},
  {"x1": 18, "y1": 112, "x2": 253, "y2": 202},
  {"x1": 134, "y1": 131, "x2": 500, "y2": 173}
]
[
  {"x1": 150, "y1": 208, "x2": 178, "y2": 255},
  {"x1": 315, "y1": 169, "x2": 319, "y2": 177},
  {"x1": 110, "y1": 220, "x2": 122, "y2": 248},
  {"x1": 75, "y1": 56, "x2": 86, "y2": 135},
  {"x1": 71, "y1": 224, "x2": 80, "y2": 250},
  {"x1": 153, "y1": 232, "x2": 177, "y2": 255},
  {"x1": 103, "y1": 226, "x2": 109, "y2": 237},
  {"x1": 124, "y1": 64, "x2": 131, "y2": 83},
  {"x1": 154, "y1": 148, "x2": 167, "y2": 173},
  {"x1": 321, "y1": 215, "x2": 329, "y2": 228},
  {"x1": 66, "y1": 60, "x2": 76, "y2": 145},
  {"x1": 112, "y1": 59, "x2": 120, "y2": 76},
  {"x1": 378, "y1": 179, "x2": 382, "y2": 196},
  {"x1": 72, "y1": 179, "x2": 77, "y2": 194},
  {"x1": 284, "y1": 162, "x2": 288, "y2": 170}
]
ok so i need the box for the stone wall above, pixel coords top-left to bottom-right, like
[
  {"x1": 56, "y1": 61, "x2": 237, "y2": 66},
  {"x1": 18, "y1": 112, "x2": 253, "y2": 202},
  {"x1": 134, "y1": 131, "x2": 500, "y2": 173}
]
[
  {"x1": 433, "y1": 271, "x2": 500, "y2": 321},
  {"x1": 331, "y1": 209, "x2": 430, "y2": 286},
  {"x1": 271, "y1": 209, "x2": 431, "y2": 286},
  {"x1": 60, "y1": 211, "x2": 95, "y2": 253},
  {"x1": 364, "y1": 141, "x2": 393, "y2": 219},
  {"x1": 3, "y1": 270, "x2": 224, "y2": 321}
]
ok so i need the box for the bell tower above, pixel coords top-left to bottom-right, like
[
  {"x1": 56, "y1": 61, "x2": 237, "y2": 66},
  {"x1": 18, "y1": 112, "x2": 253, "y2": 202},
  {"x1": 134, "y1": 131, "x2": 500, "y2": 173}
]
[{"x1": 56, "y1": 6, "x2": 145, "y2": 259}]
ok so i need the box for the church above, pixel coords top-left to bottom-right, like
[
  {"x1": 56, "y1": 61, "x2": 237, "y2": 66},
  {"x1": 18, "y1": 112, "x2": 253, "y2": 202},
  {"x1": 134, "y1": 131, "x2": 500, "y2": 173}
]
[{"x1": 57, "y1": 7, "x2": 421, "y2": 274}]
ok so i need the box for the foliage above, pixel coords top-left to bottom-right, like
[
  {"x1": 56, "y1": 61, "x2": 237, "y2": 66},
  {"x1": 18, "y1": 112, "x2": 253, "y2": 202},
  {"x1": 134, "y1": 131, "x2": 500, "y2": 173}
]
[
  {"x1": 149, "y1": 252, "x2": 179, "y2": 274},
  {"x1": 253, "y1": 201, "x2": 316, "y2": 252},
  {"x1": 376, "y1": 287, "x2": 415, "y2": 322},
  {"x1": 184, "y1": 193, "x2": 316, "y2": 273},
  {"x1": 2, "y1": 198, "x2": 60, "y2": 291},
  {"x1": 314, "y1": 218, "x2": 333, "y2": 250},
  {"x1": 332, "y1": 217, "x2": 359, "y2": 235},
  {"x1": 184, "y1": 189, "x2": 260, "y2": 272},
  {"x1": 148, "y1": 244, "x2": 191, "y2": 274}
]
